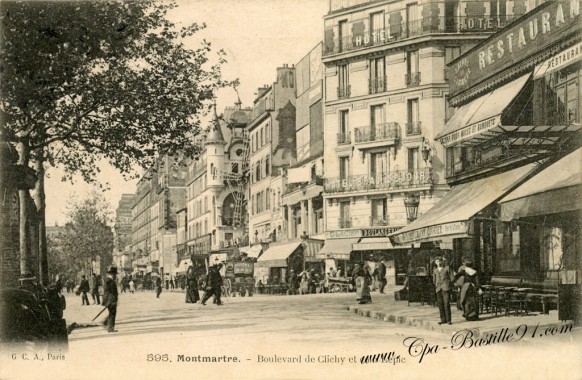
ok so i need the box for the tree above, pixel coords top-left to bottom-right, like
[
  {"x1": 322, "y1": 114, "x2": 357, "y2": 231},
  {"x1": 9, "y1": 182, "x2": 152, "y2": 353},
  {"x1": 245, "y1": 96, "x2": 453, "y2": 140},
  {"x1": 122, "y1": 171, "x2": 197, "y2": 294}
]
[
  {"x1": 0, "y1": 0, "x2": 234, "y2": 283},
  {"x1": 56, "y1": 191, "x2": 114, "y2": 279}
]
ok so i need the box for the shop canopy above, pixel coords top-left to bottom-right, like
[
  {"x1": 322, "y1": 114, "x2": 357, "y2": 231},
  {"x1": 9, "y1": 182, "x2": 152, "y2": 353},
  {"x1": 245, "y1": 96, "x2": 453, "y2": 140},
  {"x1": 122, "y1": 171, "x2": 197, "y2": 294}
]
[
  {"x1": 436, "y1": 73, "x2": 531, "y2": 147},
  {"x1": 239, "y1": 245, "x2": 263, "y2": 259},
  {"x1": 256, "y1": 241, "x2": 302, "y2": 267},
  {"x1": 304, "y1": 238, "x2": 325, "y2": 262},
  {"x1": 352, "y1": 237, "x2": 395, "y2": 251},
  {"x1": 390, "y1": 163, "x2": 538, "y2": 245},
  {"x1": 499, "y1": 149, "x2": 582, "y2": 221},
  {"x1": 318, "y1": 238, "x2": 360, "y2": 260}
]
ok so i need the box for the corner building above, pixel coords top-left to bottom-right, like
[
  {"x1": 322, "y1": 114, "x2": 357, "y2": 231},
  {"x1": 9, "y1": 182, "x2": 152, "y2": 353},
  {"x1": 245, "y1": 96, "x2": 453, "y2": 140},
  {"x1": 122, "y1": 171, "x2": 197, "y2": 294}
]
[{"x1": 321, "y1": 0, "x2": 525, "y2": 281}]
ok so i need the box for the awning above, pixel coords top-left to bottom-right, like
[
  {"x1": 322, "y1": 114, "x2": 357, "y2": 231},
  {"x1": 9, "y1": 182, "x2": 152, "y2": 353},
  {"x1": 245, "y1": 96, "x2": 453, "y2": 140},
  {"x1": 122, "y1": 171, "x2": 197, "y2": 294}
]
[
  {"x1": 318, "y1": 238, "x2": 359, "y2": 260},
  {"x1": 437, "y1": 73, "x2": 531, "y2": 147},
  {"x1": 352, "y1": 237, "x2": 395, "y2": 251},
  {"x1": 390, "y1": 163, "x2": 538, "y2": 245},
  {"x1": 239, "y1": 245, "x2": 263, "y2": 259},
  {"x1": 304, "y1": 239, "x2": 325, "y2": 262},
  {"x1": 499, "y1": 149, "x2": 582, "y2": 220},
  {"x1": 256, "y1": 241, "x2": 302, "y2": 267}
]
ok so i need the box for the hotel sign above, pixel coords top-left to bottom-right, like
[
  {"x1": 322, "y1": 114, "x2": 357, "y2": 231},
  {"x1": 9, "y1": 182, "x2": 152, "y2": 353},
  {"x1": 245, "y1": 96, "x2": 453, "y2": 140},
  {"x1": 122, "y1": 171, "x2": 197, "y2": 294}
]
[
  {"x1": 449, "y1": 0, "x2": 581, "y2": 95},
  {"x1": 391, "y1": 221, "x2": 471, "y2": 245}
]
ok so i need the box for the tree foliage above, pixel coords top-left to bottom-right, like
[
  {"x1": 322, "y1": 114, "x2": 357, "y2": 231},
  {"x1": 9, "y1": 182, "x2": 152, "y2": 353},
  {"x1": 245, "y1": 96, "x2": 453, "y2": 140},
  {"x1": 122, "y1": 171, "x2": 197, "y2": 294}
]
[
  {"x1": 1, "y1": 0, "x2": 233, "y2": 180},
  {"x1": 51, "y1": 191, "x2": 114, "y2": 278}
]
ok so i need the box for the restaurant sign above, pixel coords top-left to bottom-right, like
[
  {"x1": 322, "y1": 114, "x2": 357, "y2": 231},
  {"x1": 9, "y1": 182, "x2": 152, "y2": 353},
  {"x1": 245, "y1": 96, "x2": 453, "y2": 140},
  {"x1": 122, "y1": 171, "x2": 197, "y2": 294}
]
[
  {"x1": 534, "y1": 42, "x2": 582, "y2": 78},
  {"x1": 391, "y1": 221, "x2": 471, "y2": 245},
  {"x1": 449, "y1": 0, "x2": 581, "y2": 95}
]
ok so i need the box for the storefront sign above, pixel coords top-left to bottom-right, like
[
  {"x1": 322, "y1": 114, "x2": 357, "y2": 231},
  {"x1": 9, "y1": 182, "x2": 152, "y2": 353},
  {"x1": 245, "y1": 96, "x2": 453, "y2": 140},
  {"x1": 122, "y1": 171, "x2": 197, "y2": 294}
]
[
  {"x1": 391, "y1": 221, "x2": 471, "y2": 245},
  {"x1": 352, "y1": 242, "x2": 392, "y2": 251},
  {"x1": 326, "y1": 227, "x2": 402, "y2": 239},
  {"x1": 439, "y1": 115, "x2": 500, "y2": 146},
  {"x1": 534, "y1": 42, "x2": 582, "y2": 78},
  {"x1": 449, "y1": 1, "x2": 581, "y2": 95}
]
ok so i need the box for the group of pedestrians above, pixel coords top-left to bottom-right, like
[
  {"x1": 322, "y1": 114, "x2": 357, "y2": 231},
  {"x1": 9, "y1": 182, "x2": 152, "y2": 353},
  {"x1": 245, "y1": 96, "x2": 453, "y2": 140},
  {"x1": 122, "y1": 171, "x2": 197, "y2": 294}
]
[
  {"x1": 433, "y1": 256, "x2": 481, "y2": 325},
  {"x1": 352, "y1": 259, "x2": 387, "y2": 304},
  {"x1": 183, "y1": 262, "x2": 223, "y2": 306},
  {"x1": 78, "y1": 273, "x2": 102, "y2": 306}
]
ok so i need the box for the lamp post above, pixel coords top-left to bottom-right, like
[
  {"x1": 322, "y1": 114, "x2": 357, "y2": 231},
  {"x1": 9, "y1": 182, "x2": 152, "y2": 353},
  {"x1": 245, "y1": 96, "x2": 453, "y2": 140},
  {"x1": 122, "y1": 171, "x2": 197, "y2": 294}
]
[
  {"x1": 404, "y1": 193, "x2": 420, "y2": 222},
  {"x1": 300, "y1": 231, "x2": 309, "y2": 272}
]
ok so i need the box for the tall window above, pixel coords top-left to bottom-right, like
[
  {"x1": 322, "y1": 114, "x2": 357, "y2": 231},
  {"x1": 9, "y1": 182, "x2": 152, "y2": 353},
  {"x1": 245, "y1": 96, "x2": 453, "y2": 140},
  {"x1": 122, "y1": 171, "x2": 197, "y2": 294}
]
[
  {"x1": 408, "y1": 147, "x2": 420, "y2": 174},
  {"x1": 339, "y1": 20, "x2": 349, "y2": 52},
  {"x1": 339, "y1": 156, "x2": 350, "y2": 180},
  {"x1": 338, "y1": 64, "x2": 350, "y2": 98},
  {"x1": 555, "y1": 65, "x2": 580, "y2": 125},
  {"x1": 339, "y1": 110, "x2": 350, "y2": 143},
  {"x1": 407, "y1": 99, "x2": 420, "y2": 135},
  {"x1": 339, "y1": 201, "x2": 351, "y2": 228},
  {"x1": 369, "y1": 57, "x2": 386, "y2": 94},
  {"x1": 370, "y1": 11, "x2": 385, "y2": 44},
  {"x1": 264, "y1": 156, "x2": 270, "y2": 176},
  {"x1": 370, "y1": 151, "x2": 388, "y2": 178},
  {"x1": 406, "y1": 50, "x2": 420, "y2": 86},
  {"x1": 406, "y1": 3, "x2": 419, "y2": 37},
  {"x1": 371, "y1": 198, "x2": 388, "y2": 225},
  {"x1": 371, "y1": 104, "x2": 385, "y2": 137},
  {"x1": 260, "y1": 127, "x2": 264, "y2": 147}
]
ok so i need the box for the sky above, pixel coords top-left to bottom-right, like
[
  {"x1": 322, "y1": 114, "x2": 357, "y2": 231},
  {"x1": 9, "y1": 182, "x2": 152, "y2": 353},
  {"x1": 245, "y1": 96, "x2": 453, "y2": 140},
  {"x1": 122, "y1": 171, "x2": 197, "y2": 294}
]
[{"x1": 44, "y1": 0, "x2": 328, "y2": 226}]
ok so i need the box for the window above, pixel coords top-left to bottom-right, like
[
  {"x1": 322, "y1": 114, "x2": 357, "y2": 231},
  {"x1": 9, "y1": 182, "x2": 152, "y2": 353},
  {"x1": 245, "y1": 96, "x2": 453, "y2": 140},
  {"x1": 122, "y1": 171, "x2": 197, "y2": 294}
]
[
  {"x1": 339, "y1": 20, "x2": 348, "y2": 52},
  {"x1": 266, "y1": 189, "x2": 271, "y2": 210},
  {"x1": 338, "y1": 64, "x2": 350, "y2": 98},
  {"x1": 339, "y1": 201, "x2": 351, "y2": 228},
  {"x1": 370, "y1": 11, "x2": 385, "y2": 44},
  {"x1": 266, "y1": 123, "x2": 271, "y2": 142},
  {"x1": 406, "y1": 50, "x2": 420, "y2": 86},
  {"x1": 371, "y1": 198, "x2": 388, "y2": 225},
  {"x1": 407, "y1": 99, "x2": 420, "y2": 135},
  {"x1": 339, "y1": 110, "x2": 350, "y2": 143},
  {"x1": 370, "y1": 151, "x2": 388, "y2": 178},
  {"x1": 339, "y1": 156, "x2": 350, "y2": 180},
  {"x1": 408, "y1": 147, "x2": 420, "y2": 174},
  {"x1": 369, "y1": 57, "x2": 386, "y2": 94},
  {"x1": 555, "y1": 65, "x2": 580, "y2": 125},
  {"x1": 255, "y1": 162, "x2": 261, "y2": 181},
  {"x1": 370, "y1": 104, "x2": 385, "y2": 137},
  {"x1": 260, "y1": 127, "x2": 264, "y2": 147},
  {"x1": 265, "y1": 156, "x2": 270, "y2": 176},
  {"x1": 406, "y1": 3, "x2": 419, "y2": 37}
]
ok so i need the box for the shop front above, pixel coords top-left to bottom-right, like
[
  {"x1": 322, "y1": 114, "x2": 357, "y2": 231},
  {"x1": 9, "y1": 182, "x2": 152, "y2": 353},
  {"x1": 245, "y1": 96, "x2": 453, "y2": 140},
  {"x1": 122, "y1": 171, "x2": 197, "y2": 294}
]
[
  {"x1": 254, "y1": 241, "x2": 304, "y2": 290},
  {"x1": 351, "y1": 238, "x2": 408, "y2": 286},
  {"x1": 317, "y1": 236, "x2": 359, "y2": 277}
]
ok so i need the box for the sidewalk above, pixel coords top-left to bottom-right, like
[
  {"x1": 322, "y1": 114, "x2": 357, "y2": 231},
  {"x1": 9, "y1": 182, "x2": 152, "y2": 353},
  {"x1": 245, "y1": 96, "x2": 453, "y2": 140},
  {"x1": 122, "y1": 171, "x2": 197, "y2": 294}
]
[{"x1": 347, "y1": 285, "x2": 573, "y2": 338}]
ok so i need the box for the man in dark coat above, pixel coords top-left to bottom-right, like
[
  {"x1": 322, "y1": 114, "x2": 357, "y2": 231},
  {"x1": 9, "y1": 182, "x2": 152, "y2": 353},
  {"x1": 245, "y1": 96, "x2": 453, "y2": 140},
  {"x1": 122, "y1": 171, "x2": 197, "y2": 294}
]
[
  {"x1": 91, "y1": 273, "x2": 101, "y2": 305},
  {"x1": 102, "y1": 267, "x2": 119, "y2": 333},
  {"x1": 378, "y1": 260, "x2": 387, "y2": 294},
  {"x1": 288, "y1": 270, "x2": 298, "y2": 295},
  {"x1": 155, "y1": 276, "x2": 162, "y2": 298},
  {"x1": 201, "y1": 264, "x2": 223, "y2": 306},
  {"x1": 432, "y1": 257, "x2": 454, "y2": 325},
  {"x1": 79, "y1": 275, "x2": 90, "y2": 306}
]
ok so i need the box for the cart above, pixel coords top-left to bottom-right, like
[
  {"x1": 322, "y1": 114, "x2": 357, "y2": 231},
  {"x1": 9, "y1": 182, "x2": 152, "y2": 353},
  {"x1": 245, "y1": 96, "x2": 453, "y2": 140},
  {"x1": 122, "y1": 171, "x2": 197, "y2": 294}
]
[{"x1": 328, "y1": 277, "x2": 354, "y2": 293}]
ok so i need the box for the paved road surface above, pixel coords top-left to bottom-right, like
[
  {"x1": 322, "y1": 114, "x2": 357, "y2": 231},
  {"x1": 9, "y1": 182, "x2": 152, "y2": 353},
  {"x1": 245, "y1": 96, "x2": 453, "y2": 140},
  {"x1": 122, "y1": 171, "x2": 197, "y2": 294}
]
[{"x1": 1, "y1": 290, "x2": 580, "y2": 380}]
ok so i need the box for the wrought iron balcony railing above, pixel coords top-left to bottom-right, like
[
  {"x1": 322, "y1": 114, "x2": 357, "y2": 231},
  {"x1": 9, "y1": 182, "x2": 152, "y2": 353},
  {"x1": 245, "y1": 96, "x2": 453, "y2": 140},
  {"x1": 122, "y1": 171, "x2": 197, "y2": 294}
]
[
  {"x1": 354, "y1": 122, "x2": 399, "y2": 144},
  {"x1": 337, "y1": 131, "x2": 351, "y2": 145},
  {"x1": 369, "y1": 76, "x2": 387, "y2": 94},
  {"x1": 324, "y1": 168, "x2": 432, "y2": 194},
  {"x1": 337, "y1": 85, "x2": 351, "y2": 99},
  {"x1": 323, "y1": 15, "x2": 523, "y2": 56},
  {"x1": 405, "y1": 72, "x2": 421, "y2": 87},
  {"x1": 406, "y1": 121, "x2": 422, "y2": 136}
]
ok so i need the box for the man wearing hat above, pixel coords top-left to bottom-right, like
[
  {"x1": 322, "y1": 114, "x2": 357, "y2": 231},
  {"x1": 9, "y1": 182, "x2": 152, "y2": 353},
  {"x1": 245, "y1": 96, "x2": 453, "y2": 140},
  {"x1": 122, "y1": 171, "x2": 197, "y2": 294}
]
[
  {"x1": 102, "y1": 267, "x2": 119, "y2": 332},
  {"x1": 432, "y1": 256, "x2": 454, "y2": 325}
]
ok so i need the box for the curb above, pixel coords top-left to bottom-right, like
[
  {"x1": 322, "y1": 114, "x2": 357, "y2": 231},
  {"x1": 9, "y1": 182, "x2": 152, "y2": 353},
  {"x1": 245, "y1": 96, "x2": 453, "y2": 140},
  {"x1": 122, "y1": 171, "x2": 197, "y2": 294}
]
[{"x1": 348, "y1": 305, "x2": 574, "y2": 338}]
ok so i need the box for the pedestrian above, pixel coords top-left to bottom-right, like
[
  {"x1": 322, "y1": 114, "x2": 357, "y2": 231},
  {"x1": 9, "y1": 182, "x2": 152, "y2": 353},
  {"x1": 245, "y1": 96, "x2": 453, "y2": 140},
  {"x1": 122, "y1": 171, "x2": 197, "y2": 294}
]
[
  {"x1": 299, "y1": 272, "x2": 309, "y2": 295},
  {"x1": 371, "y1": 265, "x2": 379, "y2": 290},
  {"x1": 288, "y1": 270, "x2": 298, "y2": 295},
  {"x1": 79, "y1": 275, "x2": 90, "y2": 306},
  {"x1": 453, "y1": 258, "x2": 481, "y2": 321},
  {"x1": 155, "y1": 276, "x2": 162, "y2": 298},
  {"x1": 170, "y1": 278, "x2": 175, "y2": 290},
  {"x1": 433, "y1": 256, "x2": 454, "y2": 325},
  {"x1": 378, "y1": 259, "x2": 387, "y2": 294},
  {"x1": 353, "y1": 264, "x2": 372, "y2": 304},
  {"x1": 201, "y1": 264, "x2": 223, "y2": 306},
  {"x1": 129, "y1": 277, "x2": 135, "y2": 294},
  {"x1": 165, "y1": 278, "x2": 169, "y2": 290},
  {"x1": 102, "y1": 266, "x2": 119, "y2": 333},
  {"x1": 91, "y1": 273, "x2": 101, "y2": 305},
  {"x1": 185, "y1": 266, "x2": 200, "y2": 303}
]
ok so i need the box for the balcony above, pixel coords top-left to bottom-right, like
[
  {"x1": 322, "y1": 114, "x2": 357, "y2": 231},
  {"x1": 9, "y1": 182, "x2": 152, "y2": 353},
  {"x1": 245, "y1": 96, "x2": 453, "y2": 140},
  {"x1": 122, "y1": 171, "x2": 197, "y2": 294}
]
[
  {"x1": 337, "y1": 131, "x2": 351, "y2": 145},
  {"x1": 405, "y1": 72, "x2": 421, "y2": 87},
  {"x1": 354, "y1": 122, "x2": 399, "y2": 145},
  {"x1": 369, "y1": 76, "x2": 387, "y2": 94},
  {"x1": 337, "y1": 85, "x2": 351, "y2": 99},
  {"x1": 369, "y1": 216, "x2": 389, "y2": 226},
  {"x1": 324, "y1": 168, "x2": 432, "y2": 194},
  {"x1": 338, "y1": 217, "x2": 353, "y2": 229},
  {"x1": 323, "y1": 15, "x2": 522, "y2": 56},
  {"x1": 406, "y1": 121, "x2": 422, "y2": 136}
]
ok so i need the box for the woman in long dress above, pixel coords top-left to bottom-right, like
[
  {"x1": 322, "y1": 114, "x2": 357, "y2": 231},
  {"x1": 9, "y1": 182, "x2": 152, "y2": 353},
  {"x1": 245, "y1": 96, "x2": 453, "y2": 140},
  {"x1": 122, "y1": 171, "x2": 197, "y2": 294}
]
[
  {"x1": 353, "y1": 264, "x2": 372, "y2": 304},
  {"x1": 454, "y1": 260, "x2": 480, "y2": 321},
  {"x1": 185, "y1": 266, "x2": 200, "y2": 303}
]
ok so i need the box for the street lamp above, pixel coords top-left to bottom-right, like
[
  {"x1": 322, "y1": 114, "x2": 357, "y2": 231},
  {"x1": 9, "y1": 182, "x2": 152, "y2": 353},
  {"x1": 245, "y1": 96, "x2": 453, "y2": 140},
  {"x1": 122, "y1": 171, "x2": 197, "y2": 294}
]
[
  {"x1": 404, "y1": 193, "x2": 420, "y2": 222},
  {"x1": 300, "y1": 231, "x2": 309, "y2": 272}
]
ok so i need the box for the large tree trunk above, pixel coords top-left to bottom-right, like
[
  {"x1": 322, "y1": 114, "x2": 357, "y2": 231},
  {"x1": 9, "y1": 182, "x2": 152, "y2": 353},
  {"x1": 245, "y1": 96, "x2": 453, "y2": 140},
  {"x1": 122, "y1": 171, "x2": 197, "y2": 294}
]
[
  {"x1": 17, "y1": 140, "x2": 31, "y2": 276},
  {"x1": 34, "y1": 154, "x2": 48, "y2": 285}
]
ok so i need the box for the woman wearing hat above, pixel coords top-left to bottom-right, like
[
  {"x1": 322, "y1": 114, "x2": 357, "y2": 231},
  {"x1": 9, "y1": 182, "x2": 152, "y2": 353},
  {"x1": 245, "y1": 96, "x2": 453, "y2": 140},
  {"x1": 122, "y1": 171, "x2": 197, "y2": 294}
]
[
  {"x1": 453, "y1": 258, "x2": 481, "y2": 321},
  {"x1": 353, "y1": 264, "x2": 372, "y2": 304}
]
